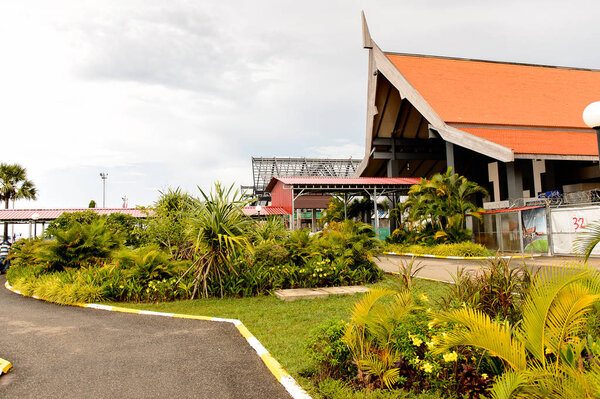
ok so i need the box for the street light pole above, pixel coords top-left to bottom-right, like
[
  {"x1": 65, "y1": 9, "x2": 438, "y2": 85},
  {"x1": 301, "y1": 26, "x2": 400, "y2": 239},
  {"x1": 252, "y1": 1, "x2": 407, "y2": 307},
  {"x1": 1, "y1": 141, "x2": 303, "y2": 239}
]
[
  {"x1": 583, "y1": 101, "x2": 600, "y2": 168},
  {"x1": 100, "y1": 172, "x2": 108, "y2": 208}
]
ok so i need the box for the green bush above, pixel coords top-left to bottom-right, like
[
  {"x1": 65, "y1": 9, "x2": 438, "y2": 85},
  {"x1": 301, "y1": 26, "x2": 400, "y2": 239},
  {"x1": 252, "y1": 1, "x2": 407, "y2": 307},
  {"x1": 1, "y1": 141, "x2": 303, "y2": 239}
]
[
  {"x1": 314, "y1": 378, "x2": 443, "y2": 399},
  {"x1": 307, "y1": 319, "x2": 353, "y2": 380},
  {"x1": 439, "y1": 257, "x2": 534, "y2": 323},
  {"x1": 36, "y1": 219, "x2": 123, "y2": 271},
  {"x1": 385, "y1": 242, "x2": 492, "y2": 258},
  {"x1": 115, "y1": 245, "x2": 175, "y2": 283}
]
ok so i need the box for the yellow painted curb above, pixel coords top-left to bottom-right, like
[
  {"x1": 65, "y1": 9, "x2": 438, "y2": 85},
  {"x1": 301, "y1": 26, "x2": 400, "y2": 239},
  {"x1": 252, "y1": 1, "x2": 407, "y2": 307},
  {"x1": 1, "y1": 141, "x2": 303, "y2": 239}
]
[
  {"x1": 0, "y1": 357, "x2": 12, "y2": 375},
  {"x1": 4, "y1": 281, "x2": 311, "y2": 399},
  {"x1": 383, "y1": 251, "x2": 539, "y2": 260}
]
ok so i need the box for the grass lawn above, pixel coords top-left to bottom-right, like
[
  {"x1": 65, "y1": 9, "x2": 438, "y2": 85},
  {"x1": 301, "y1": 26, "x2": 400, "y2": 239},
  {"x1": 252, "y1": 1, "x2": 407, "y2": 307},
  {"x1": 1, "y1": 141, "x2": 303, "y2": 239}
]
[{"x1": 110, "y1": 276, "x2": 450, "y2": 380}]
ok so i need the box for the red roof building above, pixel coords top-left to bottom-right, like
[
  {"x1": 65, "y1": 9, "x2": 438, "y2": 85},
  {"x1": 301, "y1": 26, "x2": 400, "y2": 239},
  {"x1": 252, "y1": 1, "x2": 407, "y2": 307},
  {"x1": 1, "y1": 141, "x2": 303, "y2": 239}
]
[{"x1": 357, "y1": 13, "x2": 600, "y2": 204}]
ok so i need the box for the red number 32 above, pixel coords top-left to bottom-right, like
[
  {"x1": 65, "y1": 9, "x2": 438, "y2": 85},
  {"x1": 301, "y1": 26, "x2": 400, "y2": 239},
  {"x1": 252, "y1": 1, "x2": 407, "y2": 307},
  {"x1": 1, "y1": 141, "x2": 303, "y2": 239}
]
[{"x1": 573, "y1": 217, "x2": 585, "y2": 230}]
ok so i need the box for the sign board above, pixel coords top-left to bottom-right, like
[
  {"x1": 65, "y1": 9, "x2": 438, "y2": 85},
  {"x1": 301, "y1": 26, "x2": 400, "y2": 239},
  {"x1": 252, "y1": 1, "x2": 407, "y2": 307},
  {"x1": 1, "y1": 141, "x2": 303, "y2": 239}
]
[
  {"x1": 550, "y1": 206, "x2": 600, "y2": 255},
  {"x1": 538, "y1": 190, "x2": 561, "y2": 198}
]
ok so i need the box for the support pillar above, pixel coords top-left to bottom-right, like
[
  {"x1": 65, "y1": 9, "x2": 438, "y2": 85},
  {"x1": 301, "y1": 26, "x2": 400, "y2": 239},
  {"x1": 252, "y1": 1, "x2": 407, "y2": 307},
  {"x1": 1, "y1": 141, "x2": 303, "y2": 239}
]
[
  {"x1": 506, "y1": 162, "x2": 523, "y2": 201},
  {"x1": 446, "y1": 142, "x2": 455, "y2": 172},
  {"x1": 290, "y1": 188, "x2": 295, "y2": 230},
  {"x1": 373, "y1": 188, "x2": 379, "y2": 234},
  {"x1": 297, "y1": 208, "x2": 302, "y2": 230},
  {"x1": 532, "y1": 160, "x2": 546, "y2": 198},
  {"x1": 343, "y1": 193, "x2": 348, "y2": 220},
  {"x1": 28, "y1": 221, "x2": 32, "y2": 239},
  {"x1": 389, "y1": 193, "x2": 398, "y2": 232},
  {"x1": 488, "y1": 162, "x2": 500, "y2": 202},
  {"x1": 311, "y1": 209, "x2": 317, "y2": 232}
]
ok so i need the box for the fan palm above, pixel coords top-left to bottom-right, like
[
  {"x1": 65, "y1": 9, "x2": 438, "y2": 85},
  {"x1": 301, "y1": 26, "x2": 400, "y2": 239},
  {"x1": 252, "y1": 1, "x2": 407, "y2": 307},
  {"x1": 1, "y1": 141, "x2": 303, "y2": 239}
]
[
  {"x1": 181, "y1": 182, "x2": 253, "y2": 298},
  {"x1": 0, "y1": 163, "x2": 37, "y2": 238},
  {"x1": 434, "y1": 266, "x2": 600, "y2": 398}
]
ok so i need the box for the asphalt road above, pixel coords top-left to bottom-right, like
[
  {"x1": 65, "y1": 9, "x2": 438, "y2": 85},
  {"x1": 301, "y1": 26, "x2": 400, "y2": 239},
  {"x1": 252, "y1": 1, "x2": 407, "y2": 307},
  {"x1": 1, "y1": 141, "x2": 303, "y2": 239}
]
[{"x1": 0, "y1": 276, "x2": 291, "y2": 399}]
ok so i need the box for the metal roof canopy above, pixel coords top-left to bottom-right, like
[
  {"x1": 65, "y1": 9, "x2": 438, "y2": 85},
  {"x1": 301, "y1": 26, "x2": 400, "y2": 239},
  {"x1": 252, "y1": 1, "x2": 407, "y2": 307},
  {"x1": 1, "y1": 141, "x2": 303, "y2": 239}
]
[
  {"x1": 266, "y1": 177, "x2": 420, "y2": 230},
  {"x1": 251, "y1": 157, "x2": 360, "y2": 200},
  {"x1": 265, "y1": 177, "x2": 420, "y2": 196},
  {"x1": 0, "y1": 208, "x2": 149, "y2": 223}
]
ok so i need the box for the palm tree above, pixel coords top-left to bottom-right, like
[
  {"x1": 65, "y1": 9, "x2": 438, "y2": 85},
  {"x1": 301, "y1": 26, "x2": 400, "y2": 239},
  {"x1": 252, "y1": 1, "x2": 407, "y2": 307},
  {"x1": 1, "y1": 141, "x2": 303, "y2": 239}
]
[
  {"x1": 402, "y1": 168, "x2": 487, "y2": 242},
  {"x1": 434, "y1": 266, "x2": 600, "y2": 398},
  {"x1": 179, "y1": 182, "x2": 253, "y2": 298},
  {"x1": 0, "y1": 163, "x2": 37, "y2": 239}
]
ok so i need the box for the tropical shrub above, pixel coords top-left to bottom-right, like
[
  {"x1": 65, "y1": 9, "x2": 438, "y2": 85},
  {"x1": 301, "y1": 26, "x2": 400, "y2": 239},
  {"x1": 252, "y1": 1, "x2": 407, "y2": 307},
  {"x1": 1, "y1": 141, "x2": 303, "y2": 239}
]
[
  {"x1": 183, "y1": 182, "x2": 253, "y2": 298},
  {"x1": 307, "y1": 319, "x2": 354, "y2": 380},
  {"x1": 115, "y1": 245, "x2": 176, "y2": 283},
  {"x1": 439, "y1": 258, "x2": 534, "y2": 323},
  {"x1": 6, "y1": 238, "x2": 43, "y2": 268},
  {"x1": 396, "y1": 168, "x2": 487, "y2": 245},
  {"x1": 384, "y1": 242, "x2": 492, "y2": 258},
  {"x1": 250, "y1": 216, "x2": 289, "y2": 244},
  {"x1": 141, "y1": 187, "x2": 195, "y2": 259},
  {"x1": 436, "y1": 266, "x2": 600, "y2": 398},
  {"x1": 36, "y1": 219, "x2": 123, "y2": 271}
]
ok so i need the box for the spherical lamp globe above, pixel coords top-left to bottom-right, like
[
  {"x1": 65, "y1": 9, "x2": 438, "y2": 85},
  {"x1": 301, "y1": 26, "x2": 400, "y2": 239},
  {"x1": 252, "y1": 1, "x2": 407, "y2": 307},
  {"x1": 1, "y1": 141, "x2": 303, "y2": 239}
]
[{"x1": 583, "y1": 101, "x2": 600, "y2": 129}]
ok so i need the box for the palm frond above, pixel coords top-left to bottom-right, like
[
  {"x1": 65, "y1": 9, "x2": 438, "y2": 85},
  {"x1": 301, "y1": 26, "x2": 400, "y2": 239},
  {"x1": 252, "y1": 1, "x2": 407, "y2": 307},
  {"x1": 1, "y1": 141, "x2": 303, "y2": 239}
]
[{"x1": 435, "y1": 307, "x2": 527, "y2": 370}]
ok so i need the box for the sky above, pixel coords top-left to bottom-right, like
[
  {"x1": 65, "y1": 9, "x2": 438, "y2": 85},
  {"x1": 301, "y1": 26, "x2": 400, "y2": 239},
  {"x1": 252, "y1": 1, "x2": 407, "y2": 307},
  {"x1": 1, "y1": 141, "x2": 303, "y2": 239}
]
[{"x1": 1, "y1": 0, "x2": 599, "y2": 209}]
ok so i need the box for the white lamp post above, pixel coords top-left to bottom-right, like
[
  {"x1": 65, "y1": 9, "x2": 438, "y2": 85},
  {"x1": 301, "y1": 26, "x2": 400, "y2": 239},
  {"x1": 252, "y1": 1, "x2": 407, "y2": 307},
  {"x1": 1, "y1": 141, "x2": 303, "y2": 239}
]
[
  {"x1": 256, "y1": 205, "x2": 262, "y2": 218},
  {"x1": 583, "y1": 101, "x2": 600, "y2": 167},
  {"x1": 31, "y1": 212, "x2": 40, "y2": 238}
]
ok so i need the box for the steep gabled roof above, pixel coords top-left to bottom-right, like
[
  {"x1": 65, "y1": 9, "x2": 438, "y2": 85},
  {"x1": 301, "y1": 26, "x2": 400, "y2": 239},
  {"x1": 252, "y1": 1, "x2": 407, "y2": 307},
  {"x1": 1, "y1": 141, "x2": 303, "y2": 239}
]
[{"x1": 385, "y1": 53, "x2": 600, "y2": 129}]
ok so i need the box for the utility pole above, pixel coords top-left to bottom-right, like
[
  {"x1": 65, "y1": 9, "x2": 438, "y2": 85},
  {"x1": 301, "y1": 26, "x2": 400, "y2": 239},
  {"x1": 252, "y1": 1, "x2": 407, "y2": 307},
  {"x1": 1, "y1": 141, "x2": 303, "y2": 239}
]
[{"x1": 100, "y1": 172, "x2": 108, "y2": 208}]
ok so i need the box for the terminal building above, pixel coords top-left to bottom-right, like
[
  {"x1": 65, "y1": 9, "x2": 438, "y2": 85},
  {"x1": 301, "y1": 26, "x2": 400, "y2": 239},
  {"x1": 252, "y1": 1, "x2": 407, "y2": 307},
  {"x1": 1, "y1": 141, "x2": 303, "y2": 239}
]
[{"x1": 355, "y1": 14, "x2": 600, "y2": 255}]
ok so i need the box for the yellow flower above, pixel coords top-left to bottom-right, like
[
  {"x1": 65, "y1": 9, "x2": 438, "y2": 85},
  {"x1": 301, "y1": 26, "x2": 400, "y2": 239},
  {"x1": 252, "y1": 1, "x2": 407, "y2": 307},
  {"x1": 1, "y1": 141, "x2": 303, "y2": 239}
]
[
  {"x1": 443, "y1": 351, "x2": 458, "y2": 362},
  {"x1": 481, "y1": 373, "x2": 488, "y2": 380},
  {"x1": 419, "y1": 293, "x2": 429, "y2": 302},
  {"x1": 414, "y1": 356, "x2": 420, "y2": 363},
  {"x1": 426, "y1": 341, "x2": 435, "y2": 349},
  {"x1": 421, "y1": 362, "x2": 433, "y2": 373},
  {"x1": 312, "y1": 274, "x2": 316, "y2": 277},
  {"x1": 412, "y1": 337, "x2": 423, "y2": 347}
]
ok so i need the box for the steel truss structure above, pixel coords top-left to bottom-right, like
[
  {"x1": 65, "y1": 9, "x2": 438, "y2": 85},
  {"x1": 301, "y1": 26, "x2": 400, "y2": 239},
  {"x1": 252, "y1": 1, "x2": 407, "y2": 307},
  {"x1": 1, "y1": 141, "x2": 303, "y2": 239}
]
[{"x1": 250, "y1": 157, "x2": 360, "y2": 201}]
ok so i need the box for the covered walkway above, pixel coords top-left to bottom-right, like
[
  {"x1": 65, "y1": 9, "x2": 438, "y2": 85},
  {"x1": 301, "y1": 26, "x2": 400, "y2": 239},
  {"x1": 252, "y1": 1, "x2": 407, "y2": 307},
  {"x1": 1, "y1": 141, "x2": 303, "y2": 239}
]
[
  {"x1": 0, "y1": 208, "x2": 148, "y2": 240},
  {"x1": 265, "y1": 177, "x2": 420, "y2": 232}
]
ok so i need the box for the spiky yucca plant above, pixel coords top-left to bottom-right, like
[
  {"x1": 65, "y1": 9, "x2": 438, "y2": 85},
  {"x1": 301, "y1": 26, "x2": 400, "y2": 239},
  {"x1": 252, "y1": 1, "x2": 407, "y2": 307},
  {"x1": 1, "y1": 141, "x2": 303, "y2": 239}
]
[
  {"x1": 435, "y1": 266, "x2": 600, "y2": 398},
  {"x1": 181, "y1": 182, "x2": 253, "y2": 298}
]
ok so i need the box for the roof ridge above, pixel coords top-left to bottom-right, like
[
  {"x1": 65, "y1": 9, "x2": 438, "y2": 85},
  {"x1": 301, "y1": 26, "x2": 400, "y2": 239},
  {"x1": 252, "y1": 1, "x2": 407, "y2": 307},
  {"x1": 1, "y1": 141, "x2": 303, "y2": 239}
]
[{"x1": 384, "y1": 51, "x2": 600, "y2": 72}]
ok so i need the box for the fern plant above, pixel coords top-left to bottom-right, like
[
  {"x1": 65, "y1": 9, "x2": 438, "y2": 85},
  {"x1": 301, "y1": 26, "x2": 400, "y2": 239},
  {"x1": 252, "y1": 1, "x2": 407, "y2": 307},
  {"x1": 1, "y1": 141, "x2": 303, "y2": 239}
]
[{"x1": 435, "y1": 266, "x2": 600, "y2": 398}]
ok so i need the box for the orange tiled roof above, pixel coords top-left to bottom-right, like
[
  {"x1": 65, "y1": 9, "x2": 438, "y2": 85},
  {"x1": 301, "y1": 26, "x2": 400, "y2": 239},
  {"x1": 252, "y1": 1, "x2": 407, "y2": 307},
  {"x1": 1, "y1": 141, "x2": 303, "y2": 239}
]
[
  {"x1": 460, "y1": 127, "x2": 598, "y2": 156},
  {"x1": 386, "y1": 53, "x2": 600, "y2": 128}
]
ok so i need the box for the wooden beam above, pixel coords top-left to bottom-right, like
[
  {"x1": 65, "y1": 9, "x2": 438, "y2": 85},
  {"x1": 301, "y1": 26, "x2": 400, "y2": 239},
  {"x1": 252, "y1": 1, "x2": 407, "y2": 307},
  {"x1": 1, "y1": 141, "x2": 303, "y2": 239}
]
[
  {"x1": 372, "y1": 137, "x2": 443, "y2": 147},
  {"x1": 375, "y1": 84, "x2": 392, "y2": 138},
  {"x1": 361, "y1": 11, "x2": 373, "y2": 49},
  {"x1": 373, "y1": 152, "x2": 444, "y2": 160}
]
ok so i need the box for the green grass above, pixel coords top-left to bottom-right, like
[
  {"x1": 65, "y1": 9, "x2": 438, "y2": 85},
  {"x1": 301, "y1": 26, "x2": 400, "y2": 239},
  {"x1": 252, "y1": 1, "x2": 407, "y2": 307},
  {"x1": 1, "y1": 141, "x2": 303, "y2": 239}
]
[{"x1": 111, "y1": 276, "x2": 450, "y2": 378}]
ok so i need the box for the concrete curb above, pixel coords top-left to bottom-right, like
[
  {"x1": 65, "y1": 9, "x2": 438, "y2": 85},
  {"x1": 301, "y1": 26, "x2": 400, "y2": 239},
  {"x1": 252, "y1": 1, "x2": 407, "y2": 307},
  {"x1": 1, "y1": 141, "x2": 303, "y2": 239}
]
[
  {"x1": 383, "y1": 251, "x2": 541, "y2": 260},
  {"x1": 0, "y1": 357, "x2": 12, "y2": 376},
  {"x1": 4, "y1": 281, "x2": 311, "y2": 399}
]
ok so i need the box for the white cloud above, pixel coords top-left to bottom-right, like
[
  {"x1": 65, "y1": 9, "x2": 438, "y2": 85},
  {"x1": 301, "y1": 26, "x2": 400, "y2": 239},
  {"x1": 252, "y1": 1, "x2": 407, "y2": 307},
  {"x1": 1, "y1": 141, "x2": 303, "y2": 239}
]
[{"x1": 0, "y1": 0, "x2": 598, "y2": 209}]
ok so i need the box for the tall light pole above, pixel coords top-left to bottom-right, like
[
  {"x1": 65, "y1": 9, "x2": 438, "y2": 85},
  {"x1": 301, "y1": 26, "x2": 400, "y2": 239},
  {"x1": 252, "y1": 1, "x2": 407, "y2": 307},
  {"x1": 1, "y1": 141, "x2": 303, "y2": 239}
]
[
  {"x1": 100, "y1": 172, "x2": 108, "y2": 208},
  {"x1": 583, "y1": 101, "x2": 600, "y2": 168}
]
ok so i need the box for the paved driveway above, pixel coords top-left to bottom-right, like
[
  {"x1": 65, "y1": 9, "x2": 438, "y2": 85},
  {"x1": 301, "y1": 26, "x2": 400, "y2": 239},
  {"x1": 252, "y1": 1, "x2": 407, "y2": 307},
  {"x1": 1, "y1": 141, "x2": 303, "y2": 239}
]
[
  {"x1": 0, "y1": 276, "x2": 290, "y2": 399},
  {"x1": 376, "y1": 254, "x2": 599, "y2": 282}
]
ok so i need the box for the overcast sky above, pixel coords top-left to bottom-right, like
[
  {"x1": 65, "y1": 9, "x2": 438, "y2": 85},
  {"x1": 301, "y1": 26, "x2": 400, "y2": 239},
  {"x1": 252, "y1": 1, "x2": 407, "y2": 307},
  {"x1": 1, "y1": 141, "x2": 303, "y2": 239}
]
[{"x1": 1, "y1": 0, "x2": 599, "y2": 209}]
